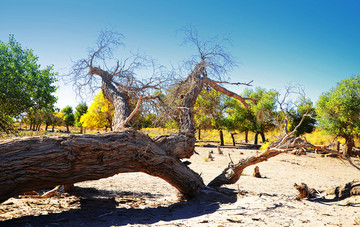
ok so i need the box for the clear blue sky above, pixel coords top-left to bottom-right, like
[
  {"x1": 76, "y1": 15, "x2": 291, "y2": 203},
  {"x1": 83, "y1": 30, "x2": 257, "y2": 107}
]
[{"x1": 1, "y1": 0, "x2": 359, "y2": 109}]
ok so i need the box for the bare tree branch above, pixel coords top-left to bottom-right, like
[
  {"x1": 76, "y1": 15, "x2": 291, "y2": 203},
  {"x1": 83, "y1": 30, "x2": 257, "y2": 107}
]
[
  {"x1": 69, "y1": 30, "x2": 173, "y2": 130},
  {"x1": 214, "y1": 80, "x2": 254, "y2": 86},
  {"x1": 203, "y1": 78, "x2": 257, "y2": 108},
  {"x1": 180, "y1": 25, "x2": 236, "y2": 81}
]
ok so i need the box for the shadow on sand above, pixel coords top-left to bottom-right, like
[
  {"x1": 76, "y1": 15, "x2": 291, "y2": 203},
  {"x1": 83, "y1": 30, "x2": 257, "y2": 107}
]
[{"x1": 1, "y1": 187, "x2": 238, "y2": 227}]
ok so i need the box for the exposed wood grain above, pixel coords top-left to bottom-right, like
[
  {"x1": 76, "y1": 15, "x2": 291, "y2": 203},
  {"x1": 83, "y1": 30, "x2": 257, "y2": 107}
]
[{"x1": 0, "y1": 128, "x2": 205, "y2": 203}]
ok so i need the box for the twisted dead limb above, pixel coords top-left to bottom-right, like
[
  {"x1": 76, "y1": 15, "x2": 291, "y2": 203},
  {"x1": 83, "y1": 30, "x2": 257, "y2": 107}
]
[
  {"x1": 294, "y1": 180, "x2": 360, "y2": 200},
  {"x1": 208, "y1": 136, "x2": 360, "y2": 187}
]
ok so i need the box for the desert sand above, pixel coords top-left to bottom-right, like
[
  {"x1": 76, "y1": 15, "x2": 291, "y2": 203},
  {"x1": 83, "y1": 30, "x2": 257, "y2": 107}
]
[{"x1": 1, "y1": 146, "x2": 360, "y2": 226}]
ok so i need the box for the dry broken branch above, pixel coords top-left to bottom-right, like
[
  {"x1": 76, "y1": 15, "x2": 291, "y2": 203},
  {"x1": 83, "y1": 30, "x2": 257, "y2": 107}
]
[
  {"x1": 203, "y1": 78, "x2": 257, "y2": 108},
  {"x1": 209, "y1": 135, "x2": 360, "y2": 188},
  {"x1": 295, "y1": 180, "x2": 360, "y2": 200}
]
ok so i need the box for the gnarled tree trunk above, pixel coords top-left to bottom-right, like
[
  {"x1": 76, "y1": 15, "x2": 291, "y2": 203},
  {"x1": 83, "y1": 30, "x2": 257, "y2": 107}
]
[
  {"x1": 343, "y1": 135, "x2": 354, "y2": 157},
  {"x1": 0, "y1": 129, "x2": 205, "y2": 203},
  {"x1": 179, "y1": 61, "x2": 205, "y2": 134},
  {"x1": 99, "y1": 72, "x2": 131, "y2": 131}
]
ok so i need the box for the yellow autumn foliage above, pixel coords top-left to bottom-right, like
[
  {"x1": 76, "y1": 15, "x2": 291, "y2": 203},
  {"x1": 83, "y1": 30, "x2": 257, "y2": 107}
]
[{"x1": 80, "y1": 92, "x2": 114, "y2": 130}]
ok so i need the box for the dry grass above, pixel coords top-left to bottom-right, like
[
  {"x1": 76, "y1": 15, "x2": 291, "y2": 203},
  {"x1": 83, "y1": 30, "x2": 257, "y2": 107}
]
[
  {"x1": 303, "y1": 129, "x2": 345, "y2": 145},
  {"x1": 3, "y1": 125, "x2": 358, "y2": 149},
  {"x1": 140, "y1": 127, "x2": 177, "y2": 137}
]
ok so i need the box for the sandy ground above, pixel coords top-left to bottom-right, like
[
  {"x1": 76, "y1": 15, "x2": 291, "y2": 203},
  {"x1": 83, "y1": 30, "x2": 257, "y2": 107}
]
[{"x1": 1, "y1": 146, "x2": 360, "y2": 226}]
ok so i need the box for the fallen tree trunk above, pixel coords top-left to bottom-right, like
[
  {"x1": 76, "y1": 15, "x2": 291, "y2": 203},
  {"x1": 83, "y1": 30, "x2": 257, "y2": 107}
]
[
  {"x1": 208, "y1": 149, "x2": 282, "y2": 187},
  {"x1": 208, "y1": 137, "x2": 360, "y2": 188},
  {"x1": 0, "y1": 128, "x2": 205, "y2": 203}
]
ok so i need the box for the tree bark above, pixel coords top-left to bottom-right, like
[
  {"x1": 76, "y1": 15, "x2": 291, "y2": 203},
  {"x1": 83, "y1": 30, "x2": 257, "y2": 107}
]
[
  {"x1": 344, "y1": 136, "x2": 354, "y2": 157},
  {"x1": 208, "y1": 149, "x2": 282, "y2": 187},
  {"x1": 260, "y1": 132, "x2": 266, "y2": 143},
  {"x1": 101, "y1": 78, "x2": 130, "y2": 131},
  {"x1": 203, "y1": 78, "x2": 251, "y2": 108},
  {"x1": 254, "y1": 132, "x2": 259, "y2": 145},
  {"x1": 153, "y1": 132, "x2": 196, "y2": 159},
  {"x1": 231, "y1": 133, "x2": 237, "y2": 146},
  {"x1": 244, "y1": 131, "x2": 248, "y2": 143},
  {"x1": 0, "y1": 128, "x2": 205, "y2": 203},
  {"x1": 253, "y1": 132, "x2": 265, "y2": 144},
  {"x1": 88, "y1": 67, "x2": 130, "y2": 131},
  {"x1": 179, "y1": 61, "x2": 206, "y2": 134},
  {"x1": 219, "y1": 130, "x2": 224, "y2": 146}
]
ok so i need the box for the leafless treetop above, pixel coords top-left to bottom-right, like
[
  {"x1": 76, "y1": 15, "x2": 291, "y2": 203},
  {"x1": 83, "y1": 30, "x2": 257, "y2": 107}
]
[
  {"x1": 180, "y1": 25, "x2": 236, "y2": 81},
  {"x1": 70, "y1": 29, "x2": 169, "y2": 102}
]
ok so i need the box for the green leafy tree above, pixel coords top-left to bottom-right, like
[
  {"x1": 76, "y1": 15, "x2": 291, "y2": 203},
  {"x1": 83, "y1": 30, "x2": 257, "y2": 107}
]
[
  {"x1": 244, "y1": 87, "x2": 278, "y2": 144},
  {"x1": 74, "y1": 103, "x2": 88, "y2": 133},
  {"x1": 0, "y1": 35, "x2": 57, "y2": 133},
  {"x1": 223, "y1": 97, "x2": 253, "y2": 144},
  {"x1": 61, "y1": 106, "x2": 75, "y2": 132},
  {"x1": 288, "y1": 99, "x2": 316, "y2": 137},
  {"x1": 132, "y1": 112, "x2": 158, "y2": 129},
  {"x1": 194, "y1": 90, "x2": 215, "y2": 138},
  {"x1": 43, "y1": 108, "x2": 57, "y2": 132},
  {"x1": 23, "y1": 108, "x2": 44, "y2": 131},
  {"x1": 194, "y1": 89, "x2": 228, "y2": 145},
  {"x1": 316, "y1": 75, "x2": 360, "y2": 157}
]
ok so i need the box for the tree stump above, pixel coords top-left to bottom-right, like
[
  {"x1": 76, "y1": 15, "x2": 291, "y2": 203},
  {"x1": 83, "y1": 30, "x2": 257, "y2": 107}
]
[
  {"x1": 253, "y1": 166, "x2": 261, "y2": 178},
  {"x1": 217, "y1": 146, "x2": 223, "y2": 155},
  {"x1": 294, "y1": 183, "x2": 316, "y2": 199},
  {"x1": 208, "y1": 152, "x2": 214, "y2": 161}
]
